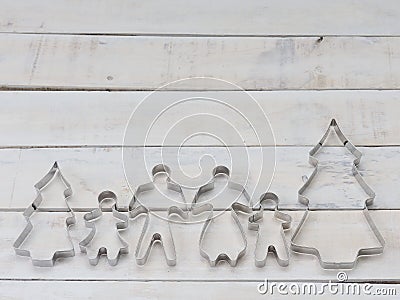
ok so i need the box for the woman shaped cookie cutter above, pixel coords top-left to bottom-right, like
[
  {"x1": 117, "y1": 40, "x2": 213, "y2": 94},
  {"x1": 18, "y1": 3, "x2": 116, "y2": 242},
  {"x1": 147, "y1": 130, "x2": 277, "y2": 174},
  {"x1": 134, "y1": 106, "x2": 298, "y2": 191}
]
[
  {"x1": 192, "y1": 165, "x2": 252, "y2": 267},
  {"x1": 79, "y1": 190, "x2": 129, "y2": 266}
]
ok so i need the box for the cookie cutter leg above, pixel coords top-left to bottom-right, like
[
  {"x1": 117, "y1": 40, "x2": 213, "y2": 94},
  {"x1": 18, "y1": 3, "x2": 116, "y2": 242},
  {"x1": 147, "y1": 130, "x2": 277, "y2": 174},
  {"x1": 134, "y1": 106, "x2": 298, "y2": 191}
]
[
  {"x1": 132, "y1": 206, "x2": 188, "y2": 266},
  {"x1": 13, "y1": 162, "x2": 76, "y2": 267}
]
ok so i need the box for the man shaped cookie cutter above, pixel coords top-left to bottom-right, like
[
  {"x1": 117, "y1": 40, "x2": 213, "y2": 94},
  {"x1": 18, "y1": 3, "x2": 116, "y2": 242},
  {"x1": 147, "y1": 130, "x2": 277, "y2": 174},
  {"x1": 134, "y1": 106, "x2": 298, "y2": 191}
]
[{"x1": 129, "y1": 164, "x2": 188, "y2": 266}]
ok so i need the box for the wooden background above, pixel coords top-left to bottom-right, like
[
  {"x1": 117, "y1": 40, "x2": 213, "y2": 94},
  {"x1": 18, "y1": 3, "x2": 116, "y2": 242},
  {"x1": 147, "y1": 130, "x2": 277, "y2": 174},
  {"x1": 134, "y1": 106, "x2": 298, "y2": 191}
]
[{"x1": 0, "y1": 1, "x2": 399, "y2": 299}]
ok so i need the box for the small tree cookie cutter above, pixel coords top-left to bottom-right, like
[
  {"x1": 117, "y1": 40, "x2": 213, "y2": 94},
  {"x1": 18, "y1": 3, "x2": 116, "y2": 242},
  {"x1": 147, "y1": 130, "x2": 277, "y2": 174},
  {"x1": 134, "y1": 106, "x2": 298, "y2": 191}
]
[
  {"x1": 290, "y1": 119, "x2": 385, "y2": 269},
  {"x1": 13, "y1": 162, "x2": 76, "y2": 267},
  {"x1": 79, "y1": 190, "x2": 129, "y2": 266}
]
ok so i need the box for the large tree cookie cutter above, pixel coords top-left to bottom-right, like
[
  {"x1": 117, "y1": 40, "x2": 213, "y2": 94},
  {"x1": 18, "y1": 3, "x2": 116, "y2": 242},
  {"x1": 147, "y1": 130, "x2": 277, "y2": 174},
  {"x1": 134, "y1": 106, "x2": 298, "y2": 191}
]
[
  {"x1": 129, "y1": 164, "x2": 188, "y2": 266},
  {"x1": 79, "y1": 190, "x2": 129, "y2": 266},
  {"x1": 290, "y1": 119, "x2": 385, "y2": 269},
  {"x1": 13, "y1": 162, "x2": 76, "y2": 267},
  {"x1": 249, "y1": 192, "x2": 291, "y2": 268},
  {"x1": 192, "y1": 165, "x2": 252, "y2": 267}
]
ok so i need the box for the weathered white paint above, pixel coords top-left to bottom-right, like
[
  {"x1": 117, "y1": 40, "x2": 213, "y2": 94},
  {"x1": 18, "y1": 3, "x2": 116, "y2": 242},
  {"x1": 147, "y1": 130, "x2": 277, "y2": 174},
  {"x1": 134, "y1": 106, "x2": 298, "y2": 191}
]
[
  {"x1": 3, "y1": 210, "x2": 398, "y2": 281},
  {"x1": 1, "y1": 0, "x2": 400, "y2": 36},
  {"x1": 1, "y1": 146, "x2": 399, "y2": 210},
  {"x1": 2, "y1": 281, "x2": 398, "y2": 299},
  {"x1": 1, "y1": 35, "x2": 399, "y2": 90},
  {"x1": 1, "y1": 0, "x2": 399, "y2": 292},
  {"x1": 0, "y1": 91, "x2": 399, "y2": 147}
]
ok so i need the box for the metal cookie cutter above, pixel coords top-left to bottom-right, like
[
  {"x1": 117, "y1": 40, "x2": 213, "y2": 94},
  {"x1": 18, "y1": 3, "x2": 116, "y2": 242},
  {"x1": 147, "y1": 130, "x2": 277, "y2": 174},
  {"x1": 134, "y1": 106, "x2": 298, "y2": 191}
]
[
  {"x1": 248, "y1": 192, "x2": 291, "y2": 268},
  {"x1": 79, "y1": 190, "x2": 129, "y2": 266},
  {"x1": 192, "y1": 165, "x2": 252, "y2": 267},
  {"x1": 129, "y1": 164, "x2": 188, "y2": 266},
  {"x1": 291, "y1": 119, "x2": 385, "y2": 269},
  {"x1": 13, "y1": 161, "x2": 76, "y2": 267}
]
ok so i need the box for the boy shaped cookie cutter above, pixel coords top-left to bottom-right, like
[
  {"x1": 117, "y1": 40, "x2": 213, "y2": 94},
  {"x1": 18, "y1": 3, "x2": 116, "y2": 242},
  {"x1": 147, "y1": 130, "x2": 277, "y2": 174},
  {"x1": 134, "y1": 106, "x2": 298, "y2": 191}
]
[{"x1": 248, "y1": 192, "x2": 291, "y2": 267}]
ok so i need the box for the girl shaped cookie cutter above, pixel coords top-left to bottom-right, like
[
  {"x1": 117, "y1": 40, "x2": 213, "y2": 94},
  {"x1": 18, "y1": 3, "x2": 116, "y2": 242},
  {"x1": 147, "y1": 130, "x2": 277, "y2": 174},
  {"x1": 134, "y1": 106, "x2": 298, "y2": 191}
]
[{"x1": 79, "y1": 190, "x2": 129, "y2": 266}]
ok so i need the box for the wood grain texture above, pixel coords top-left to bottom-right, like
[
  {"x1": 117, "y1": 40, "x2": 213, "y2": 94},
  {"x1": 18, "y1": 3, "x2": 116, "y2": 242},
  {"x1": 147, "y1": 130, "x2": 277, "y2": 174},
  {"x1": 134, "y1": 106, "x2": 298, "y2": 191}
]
[
  {"x1": 0, "y1": 281, "x2": 397, "y2": 299},
  {"x1": 0, "y1": 91, "x2": 399, "y2": 147},
  {"x1": 2, "y1": 281, "x2": 262, "y2": 300},
  {"x1": 2, "y1": 210, "x2": 398, "y2": 281},
  {"x1": 1, "y1": 0, "x2": 400, "y2": 36},
  {"x1": 0, "y1": 146, "x2": 398, "y2": 210},
  {"x1": 1, "y1": 35, "x2": 400, "y2": 90},
  {"x1": 1, "y1": 0, "x2": 399, "y2": 292}
]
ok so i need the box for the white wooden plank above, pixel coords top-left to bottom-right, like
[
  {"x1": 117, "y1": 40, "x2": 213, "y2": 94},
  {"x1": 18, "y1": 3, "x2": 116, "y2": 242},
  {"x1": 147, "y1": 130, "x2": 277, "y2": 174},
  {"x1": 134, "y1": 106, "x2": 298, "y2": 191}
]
[
  {"x1": 0, "y1": 91, "x2": 400, "y2": 147},
  {"x1": 1, "y1": 210, "x2": 398, "y2": 281},
  {"x1": 2, "y1": 146, "x2": 399, "y2": 210},
  {"x1": 0, "y1": 149, "x2": 21, "y2": 209},
  {"x1": 1, "y1": 35, "x2": 400, "y2": 90},
  {"x1": 0, "y1": 281, "x2": 397, "y2": 299},
  {"x1": 1, "y1": 0, "x2": 400, "y2": 36},
  {"x1": 2, "y1": 281, "x2": 259, "y2": 300}
]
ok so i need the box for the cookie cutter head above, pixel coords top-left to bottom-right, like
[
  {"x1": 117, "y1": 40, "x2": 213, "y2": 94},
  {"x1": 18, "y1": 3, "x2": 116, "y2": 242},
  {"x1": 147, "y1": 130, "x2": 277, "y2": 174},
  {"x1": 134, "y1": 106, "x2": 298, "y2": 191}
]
[
  {"x1": 193, "y1": 165, "x2": 253, "y2": 208},
  {"x1": 79, "y1": 190, "x2": 129, "y2": 266},
  {"x1": 13, "y1": 161, "x2": 76, "y2": 267},
  {"x1": 291, "y1": 119, "x2": 385, "y2": 269},
  {"x1": 193, "y1": 165, "x2": 252, "y2": 267},
  {"x1": 249, "y1": 192, "x2": 291, "y2": 267},
  {"x1": 129, "y1": 164, "x2": 188, "y2": 266},
  {"x1": 129, "y1": 164, "x2": 186, "y2": 211}
]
